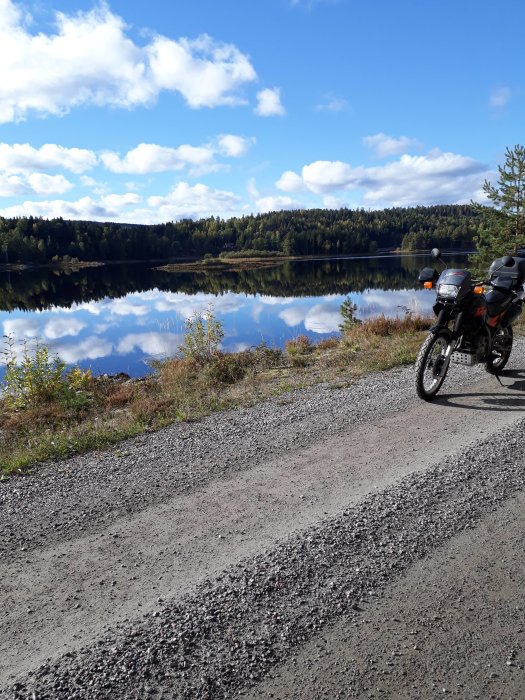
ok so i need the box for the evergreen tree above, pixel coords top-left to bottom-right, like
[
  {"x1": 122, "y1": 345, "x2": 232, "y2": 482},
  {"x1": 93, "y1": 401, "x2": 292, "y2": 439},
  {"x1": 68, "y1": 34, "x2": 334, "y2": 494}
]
[{"x1": 471, "y1": 144, "x2": 525, "y2": 272}]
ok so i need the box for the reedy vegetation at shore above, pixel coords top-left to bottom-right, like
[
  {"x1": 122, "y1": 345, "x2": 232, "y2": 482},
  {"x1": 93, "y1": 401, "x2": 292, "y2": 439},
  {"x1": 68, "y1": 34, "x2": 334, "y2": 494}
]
[{"x1": 0, "y1": 311, "x2": 432, "y2": 474}]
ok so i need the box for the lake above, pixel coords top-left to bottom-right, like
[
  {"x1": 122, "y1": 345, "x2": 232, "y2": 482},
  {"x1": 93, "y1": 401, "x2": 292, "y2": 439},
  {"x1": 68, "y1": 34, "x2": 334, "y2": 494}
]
[{"x1": 0, "y1": 253, "x2": 468, "y2": 379}]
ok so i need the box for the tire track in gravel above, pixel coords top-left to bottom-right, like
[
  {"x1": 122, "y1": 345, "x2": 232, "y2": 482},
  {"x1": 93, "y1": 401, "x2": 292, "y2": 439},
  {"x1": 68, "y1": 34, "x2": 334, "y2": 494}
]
[
  {"x1": 4, "y1": 419, "x2": 525, "y2": 699},
  {"x1": 244, "y1": 492, "x2": 525, "y2": 700},
  {"x1": 1, "y1": 344, "x2": 525, "y2": 690}
]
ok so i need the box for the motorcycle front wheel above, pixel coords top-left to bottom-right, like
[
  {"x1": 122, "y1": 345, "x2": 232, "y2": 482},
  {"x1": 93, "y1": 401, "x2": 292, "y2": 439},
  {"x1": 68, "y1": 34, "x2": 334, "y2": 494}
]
[
  {"x1": 415, "y1": 331, "x2": 450, "y2": 401},
  {"x1": 485, "y1": 326, "x2": 513, "y2": 375}
]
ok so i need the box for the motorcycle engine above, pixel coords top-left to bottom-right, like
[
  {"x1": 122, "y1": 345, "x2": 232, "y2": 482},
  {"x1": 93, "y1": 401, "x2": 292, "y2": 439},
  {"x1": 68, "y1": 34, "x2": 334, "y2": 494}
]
[{"x1": 459, "y1": 331, "x2": 489, "y2": 361}]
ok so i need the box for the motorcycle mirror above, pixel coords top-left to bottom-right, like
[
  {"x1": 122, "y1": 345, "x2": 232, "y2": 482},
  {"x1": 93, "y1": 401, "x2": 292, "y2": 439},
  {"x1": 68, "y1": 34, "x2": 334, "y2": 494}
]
[{"x1": 431, "y1": 247, "x2": 447, "y2": 269}]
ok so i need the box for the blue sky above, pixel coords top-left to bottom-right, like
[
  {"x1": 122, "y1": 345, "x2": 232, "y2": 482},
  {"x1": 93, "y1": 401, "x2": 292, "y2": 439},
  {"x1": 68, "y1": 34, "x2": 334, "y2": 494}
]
[{"x1": 0, "y1": 0, "x2": 523, "y2": 223}]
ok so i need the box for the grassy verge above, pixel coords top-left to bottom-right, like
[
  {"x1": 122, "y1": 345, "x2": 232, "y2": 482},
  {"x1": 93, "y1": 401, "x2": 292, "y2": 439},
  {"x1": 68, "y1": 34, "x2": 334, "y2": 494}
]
[{"x1": 0, "y1": 314, "x2": 432, "y2": 475}]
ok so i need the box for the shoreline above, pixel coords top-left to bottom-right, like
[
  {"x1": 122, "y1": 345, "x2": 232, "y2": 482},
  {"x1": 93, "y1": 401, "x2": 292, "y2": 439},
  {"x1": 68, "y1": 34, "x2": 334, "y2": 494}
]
[{"x1": 0, "y1": 248, "x2": 475, "y2": 274}]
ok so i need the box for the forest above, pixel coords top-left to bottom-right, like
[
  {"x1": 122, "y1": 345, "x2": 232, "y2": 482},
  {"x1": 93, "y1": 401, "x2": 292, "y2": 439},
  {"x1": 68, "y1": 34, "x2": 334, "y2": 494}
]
[{"x1": 0, "y1": 204, "x2": 481, "y2": 265}]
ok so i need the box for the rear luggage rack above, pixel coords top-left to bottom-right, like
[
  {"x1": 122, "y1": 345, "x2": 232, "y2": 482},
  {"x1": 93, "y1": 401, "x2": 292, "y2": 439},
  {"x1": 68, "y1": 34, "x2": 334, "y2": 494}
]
[{"x1": 451, "y1": 351, "x2": 478, "y2": 366}]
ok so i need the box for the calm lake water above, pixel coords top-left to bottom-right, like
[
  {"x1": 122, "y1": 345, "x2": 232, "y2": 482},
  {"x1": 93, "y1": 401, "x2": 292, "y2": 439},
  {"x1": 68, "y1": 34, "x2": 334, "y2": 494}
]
[{"x1": 0, "y1": 253, "x2": 467, "y2": 379}]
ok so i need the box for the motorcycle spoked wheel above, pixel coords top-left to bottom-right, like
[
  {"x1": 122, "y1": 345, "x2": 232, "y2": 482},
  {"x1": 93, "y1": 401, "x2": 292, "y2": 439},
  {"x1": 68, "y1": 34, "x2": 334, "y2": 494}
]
[
  {"x1": 485, "y1": 326, "x2": 513, "y2": 375},
  {"x1": 415, "y1": 331, "x2": 451, "y2": 401}
]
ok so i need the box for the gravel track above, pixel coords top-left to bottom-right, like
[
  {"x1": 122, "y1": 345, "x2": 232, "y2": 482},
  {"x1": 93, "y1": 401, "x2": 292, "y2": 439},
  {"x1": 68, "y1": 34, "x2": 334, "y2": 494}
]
[
  {"x1": 4, "y1": 420, "x2": 525, "y2": 699},
  {"x1": 1, "y1": 340, "x2": 525, "y2": 698},
  {"x1": 246, "y1": 491, "x2": 525, "y2": 699}
]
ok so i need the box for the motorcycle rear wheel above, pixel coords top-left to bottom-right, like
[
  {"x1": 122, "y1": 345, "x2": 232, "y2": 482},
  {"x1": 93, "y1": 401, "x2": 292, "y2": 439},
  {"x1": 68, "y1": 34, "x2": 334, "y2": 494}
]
[
  {"x1": 415, "y1": 331, "x2": 450, "y2": 401},
  {"x1": 485, "y1": 326, "x2": 513, "y2": 375}
]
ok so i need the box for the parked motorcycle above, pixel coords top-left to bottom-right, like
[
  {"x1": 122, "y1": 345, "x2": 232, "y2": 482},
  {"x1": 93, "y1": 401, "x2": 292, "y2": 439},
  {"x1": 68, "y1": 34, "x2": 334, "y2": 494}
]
[{"x1": 415, "y1": 249, "x2": 525, "y2": 400}]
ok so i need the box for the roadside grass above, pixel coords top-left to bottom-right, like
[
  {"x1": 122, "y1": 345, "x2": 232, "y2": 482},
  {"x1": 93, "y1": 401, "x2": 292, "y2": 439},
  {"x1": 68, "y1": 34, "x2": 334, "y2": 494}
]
[{"x1": 0, "y1": 314, "x2": 435, "y2": 475}]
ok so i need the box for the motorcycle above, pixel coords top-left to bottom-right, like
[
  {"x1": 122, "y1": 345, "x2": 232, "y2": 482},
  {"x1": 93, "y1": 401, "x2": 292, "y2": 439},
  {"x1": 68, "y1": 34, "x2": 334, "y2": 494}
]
[{"x1": 415, "y1": 249, "x2": 525, "y2": 400}]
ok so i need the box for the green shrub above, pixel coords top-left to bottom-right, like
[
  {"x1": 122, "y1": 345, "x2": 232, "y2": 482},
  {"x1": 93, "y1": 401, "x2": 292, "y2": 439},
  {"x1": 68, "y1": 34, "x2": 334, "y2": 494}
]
[
  {"x1": 178, "y1": 306, "x2": 224, "y2": 363},
  {"x1": 205, "y1": 352, "x2": 249, "y2": 384},
  {"x1": 252, "y1": 343, "x2": 284, "y2": 368},
  {"x1": 339, "y1": 297, "x2": 361, "y2": 333},
  {"x1": 285, "y1": 335, "x2": 313, "y2": 356},
  {"x1": 1, "y1": 337, "x2": 92, "y2": 411}
]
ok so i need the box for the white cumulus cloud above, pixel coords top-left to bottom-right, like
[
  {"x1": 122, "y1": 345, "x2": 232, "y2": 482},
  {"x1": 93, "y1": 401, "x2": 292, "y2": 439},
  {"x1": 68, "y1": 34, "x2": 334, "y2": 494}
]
[
  {"x1": 0, "y1": 172, "x2": 74, "y2": 197},
  {"x1": 279, "y1": 306, "x2": 308, "y2": 327},
  {"x1": 3, "y1": 317, "x2": 41, "y2": 339},
  {"x1": 100, "y1": 193, "x2": 142, "y2": 208},
  {"x1": 359, "y1": 151, "x2": 490, "y2": 207},
  {"x1": 0, "y1": 1, "x2": 257, "y2": 123},
  {"x1": 275, "y1": 170, "x2": 305, "y2": 193},
  {"x1": 27, "y1": 173, "x2": 74, "y2": 195},
  {"x1": 217, "y1": 134, "x2": 254, "y2": 157},
  {"x1": 255, "y1": 87, "x2": 286, "y2": 117},
  {"x1": 147, "y1": 182, "x2": 241, "y2": 220},
  {"x1": 53, "y1": 336, "x2": 113, "y2": 364},
  {"x1": 363, "y1": 132, "x2": 422, "y2": 158},
  {"x1": 107, "y1": 299, "x2": 149, "y2": 317},
  {"x1": 0, "y1": 142, "x2": 97, "y2": 173},
  {"x1": 154, "y1": 291, "x2": 245, "y2": 318},
  {"x1": 101, "y1": 143, "x2": 217, "y2": 175},
  {"x1": 0, "y1": 181, "x2": 243, "y2": 222},
  {"x1": 295, "y1": 150, "x2": 491, "y2": 206},
  {"x1": 0, "y1": 196, "x2": 118, "y2": 220},
  {"x1": 101, "y1": 135, "x2": 253, "y2": 175},
  {"x1": 147, "y1": 33, "x2": 256, "y2": 108},
  {"x1": 44, "y1": 317, "x2": 86, "y2": 340},
  {"x1": 302, "y1": 160, "x2": 357, "y2": 194},
  {"x1": 304, "y1": 302, "x2": 341, "y2": 333},
  {"x1": 256, "y1": 195, "x2": 302, "y2": 213},
  {"x1": 117, "y1": 332, "x2": 182, "y2": 357}
]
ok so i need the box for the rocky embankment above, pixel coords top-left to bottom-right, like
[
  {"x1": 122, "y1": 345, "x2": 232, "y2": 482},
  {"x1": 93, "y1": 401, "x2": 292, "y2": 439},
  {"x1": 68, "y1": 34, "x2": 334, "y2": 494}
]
[{"x1": 1, "y1": 341, "x2": 525, "y2": 698}]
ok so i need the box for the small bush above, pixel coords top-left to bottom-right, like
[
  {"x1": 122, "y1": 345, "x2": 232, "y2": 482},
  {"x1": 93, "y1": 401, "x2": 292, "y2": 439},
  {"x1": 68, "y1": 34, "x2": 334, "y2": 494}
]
[
  {"x1": 66, "y1": 367, "x2": 92, "y2": 392},
  {"x1": 178, "y1": 306, "x2": 224, "y2": 364},
  {"x1": 252, "y1": 343, "x2": 284, "y2": 368},
  {"x1": 339, "y1": 297, "x2": 361, "y2": 333},
  {"x1": 316, "y1": 337, "x2": 339, "y2": 351},
  {"x1": 285, "y1": 335, "x2": 313, "y2": 356},
  {"x1": 1, "y1": 337, "x2": 68, "y2": 410},
  {"x1": 205, "y1": 352, "x2": 250, "y2": 384}
]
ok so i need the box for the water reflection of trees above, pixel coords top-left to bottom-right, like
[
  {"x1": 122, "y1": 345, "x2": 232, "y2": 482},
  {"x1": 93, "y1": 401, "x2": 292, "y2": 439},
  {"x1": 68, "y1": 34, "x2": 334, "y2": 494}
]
[{"x1": 0, "y1": 256, "x2": 467, "y2": 312}]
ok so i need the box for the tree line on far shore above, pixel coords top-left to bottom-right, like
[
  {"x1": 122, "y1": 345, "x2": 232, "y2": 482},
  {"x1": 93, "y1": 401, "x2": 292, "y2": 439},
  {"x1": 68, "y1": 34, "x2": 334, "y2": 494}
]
[{"x1": 0, "y1": 204, "x2": 481, "y2": 265}]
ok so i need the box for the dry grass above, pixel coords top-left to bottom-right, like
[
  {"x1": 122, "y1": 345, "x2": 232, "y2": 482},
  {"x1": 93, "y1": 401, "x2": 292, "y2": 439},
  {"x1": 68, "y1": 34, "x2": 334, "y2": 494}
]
[
  {"x1": 0, "y1": 314, "x2": 447, "y2": 475},
  {"x1": 326, "y1": 314, "x2": 433, "y2": 377}
]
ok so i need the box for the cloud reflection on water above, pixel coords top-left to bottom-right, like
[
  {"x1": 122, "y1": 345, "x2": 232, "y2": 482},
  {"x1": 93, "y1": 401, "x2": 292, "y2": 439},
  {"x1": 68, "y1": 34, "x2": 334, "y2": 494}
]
[{"x1": 0, "y1": 284, "x2": 432, "y2": 378}]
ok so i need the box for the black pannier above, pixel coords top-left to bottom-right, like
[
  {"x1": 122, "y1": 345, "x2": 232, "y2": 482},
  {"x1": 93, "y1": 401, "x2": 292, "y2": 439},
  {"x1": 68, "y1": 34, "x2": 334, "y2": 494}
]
[{"x1": 488, "y1": 256, "x2": 525, "y2": 288}]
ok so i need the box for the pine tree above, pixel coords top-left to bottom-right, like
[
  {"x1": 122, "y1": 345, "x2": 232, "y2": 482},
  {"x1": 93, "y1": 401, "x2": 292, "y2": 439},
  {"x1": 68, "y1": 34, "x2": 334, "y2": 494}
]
[{"x1": 471, "y1": 145, "x2": 525, "y2": 273}]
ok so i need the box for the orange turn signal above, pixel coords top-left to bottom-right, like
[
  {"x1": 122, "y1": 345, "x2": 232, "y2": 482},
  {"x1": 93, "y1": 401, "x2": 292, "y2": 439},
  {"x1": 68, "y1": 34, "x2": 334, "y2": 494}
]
[
  {"x1": 423, "y1": 281, "x2": 433, "y2": 289},
  {"x1": 473, "y1": 285, "x2": 484, "y2": 294}
]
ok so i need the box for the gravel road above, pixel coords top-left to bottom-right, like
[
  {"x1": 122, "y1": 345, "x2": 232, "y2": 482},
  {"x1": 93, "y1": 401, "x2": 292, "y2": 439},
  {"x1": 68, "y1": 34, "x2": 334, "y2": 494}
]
[{"x1": 1, "y1": 340, "x2": 525, "y2": 698}]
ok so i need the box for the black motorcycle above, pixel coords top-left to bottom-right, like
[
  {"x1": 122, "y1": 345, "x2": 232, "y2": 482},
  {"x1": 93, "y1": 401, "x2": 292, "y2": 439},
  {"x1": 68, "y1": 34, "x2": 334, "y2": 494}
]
[{"x1": 415, "y1": 249, "x2": 525, "y2": 400}]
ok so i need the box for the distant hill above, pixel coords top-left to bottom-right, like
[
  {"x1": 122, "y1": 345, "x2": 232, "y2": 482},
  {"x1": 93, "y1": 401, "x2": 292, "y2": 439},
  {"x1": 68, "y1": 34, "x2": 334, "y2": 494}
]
[{"x1": 0, "y1": 205, "x2": 481, "y2": 265}]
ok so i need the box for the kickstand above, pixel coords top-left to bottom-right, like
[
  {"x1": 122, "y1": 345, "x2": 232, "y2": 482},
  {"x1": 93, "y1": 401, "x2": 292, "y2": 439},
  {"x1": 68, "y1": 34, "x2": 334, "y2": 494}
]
[{"x1": 494, "y1": 373, "x2": 504, "y2": 387}]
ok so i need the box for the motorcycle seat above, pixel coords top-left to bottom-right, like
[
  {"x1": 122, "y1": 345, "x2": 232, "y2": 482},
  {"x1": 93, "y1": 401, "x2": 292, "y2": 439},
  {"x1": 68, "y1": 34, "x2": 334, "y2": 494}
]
[{"x1": 485, "y1": 276, "x2": 513, "y2": 316}]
